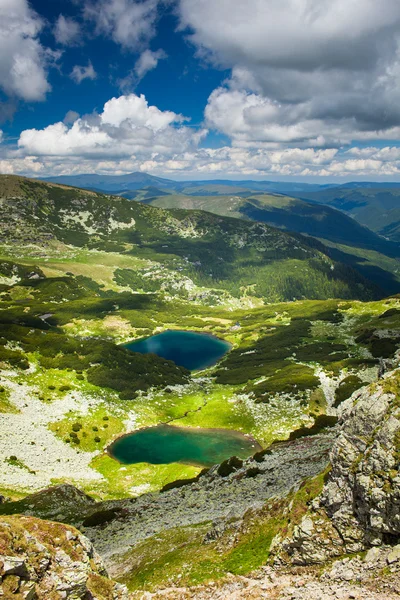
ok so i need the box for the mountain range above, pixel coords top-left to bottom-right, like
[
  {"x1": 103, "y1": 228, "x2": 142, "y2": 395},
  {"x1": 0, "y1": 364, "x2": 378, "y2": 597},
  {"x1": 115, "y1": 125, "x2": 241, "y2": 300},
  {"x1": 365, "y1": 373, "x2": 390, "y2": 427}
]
[{"x1": 1, "y1": 174, "x2": 400, "y2": 596}]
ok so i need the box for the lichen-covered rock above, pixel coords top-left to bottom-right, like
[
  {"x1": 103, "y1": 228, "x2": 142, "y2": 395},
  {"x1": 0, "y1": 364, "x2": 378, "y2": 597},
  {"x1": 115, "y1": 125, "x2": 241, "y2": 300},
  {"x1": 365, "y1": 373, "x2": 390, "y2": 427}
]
[
  {"x1": 280, "y1": 366, "x2": 400, "y2": 564},
  {"x1": 0, "y1": 515, "x2": 129, "y2": 599}
]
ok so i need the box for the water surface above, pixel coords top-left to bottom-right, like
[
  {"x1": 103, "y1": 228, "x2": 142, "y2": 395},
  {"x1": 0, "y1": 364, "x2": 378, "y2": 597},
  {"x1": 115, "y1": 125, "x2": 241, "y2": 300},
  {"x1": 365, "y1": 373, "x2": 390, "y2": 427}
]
[
  {"x1": 124, "y1": 330, "x2": 231, "y2": 370},
  {"x1": 108, "y1": 424, "x2": 261, "y2": 467}
]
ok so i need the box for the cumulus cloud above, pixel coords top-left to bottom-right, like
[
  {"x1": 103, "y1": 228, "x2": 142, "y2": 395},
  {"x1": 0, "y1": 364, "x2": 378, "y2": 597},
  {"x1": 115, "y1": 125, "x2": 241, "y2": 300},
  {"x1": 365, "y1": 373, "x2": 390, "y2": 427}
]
[
  {"x1": 4, "y1": 87, "x2": 400, "y2": 179},
  {"x1": 84, "y1": 0, "x2": 160, "y2": 50},
  {"x1": 0, "y1": 0, "x2": 54, "y2": 102},
  {"x1": 17, "y1": 93, "x2": 206, "y2": 160},
  {"x1": 70, "y1": 61, "x2": 97, "y2": 84},
  {"x1": 4, "y1": 138, "x2": 400, "y2": 179},
  {"x1": 178, "y1": 0, "x2": 400, "y2": 146},
  {"x1": 54, "y1": 14, "x2": 81, "y2": 46}
]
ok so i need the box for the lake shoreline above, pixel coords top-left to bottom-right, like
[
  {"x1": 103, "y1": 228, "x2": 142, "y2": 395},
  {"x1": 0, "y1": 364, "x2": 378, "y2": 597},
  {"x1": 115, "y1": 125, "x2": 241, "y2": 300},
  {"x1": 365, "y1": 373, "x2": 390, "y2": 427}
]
[
  {"x1": 106, "y1": 422, "x2": 263, "y2": 468},
  {"x1": 123, "y1": 329, "x2": 232, "y2": 371}
]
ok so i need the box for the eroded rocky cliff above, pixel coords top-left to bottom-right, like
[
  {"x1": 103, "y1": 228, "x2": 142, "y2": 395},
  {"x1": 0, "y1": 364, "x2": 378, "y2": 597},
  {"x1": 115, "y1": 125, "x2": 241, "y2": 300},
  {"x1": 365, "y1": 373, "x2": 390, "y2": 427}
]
[
  {"x1": 280, "y1": 366, "x2": 400, "y2": 565},
  {"x1": 0, "y1": 515, "x2": 128, "y2": 599}
]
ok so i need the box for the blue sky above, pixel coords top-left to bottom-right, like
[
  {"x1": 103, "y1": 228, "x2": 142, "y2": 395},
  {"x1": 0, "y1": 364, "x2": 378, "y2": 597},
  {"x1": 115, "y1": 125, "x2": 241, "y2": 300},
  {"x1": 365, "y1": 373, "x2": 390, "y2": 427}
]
[{"x1": 2, "y1": 0, "x2": 400, "y2": 181}]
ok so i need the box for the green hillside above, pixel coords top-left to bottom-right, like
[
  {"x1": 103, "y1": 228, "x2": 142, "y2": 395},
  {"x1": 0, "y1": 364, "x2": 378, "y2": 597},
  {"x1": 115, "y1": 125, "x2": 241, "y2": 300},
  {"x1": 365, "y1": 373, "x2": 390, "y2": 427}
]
[
  {"x1": 0, "y1": 175, "x2": 377, "y2": 305},
  {"x1": 143, "y1": 192, "x2": 400, "y2": 295},
  {"x1": 286, "y1": 186, "x2": 400, "y2": 244}
]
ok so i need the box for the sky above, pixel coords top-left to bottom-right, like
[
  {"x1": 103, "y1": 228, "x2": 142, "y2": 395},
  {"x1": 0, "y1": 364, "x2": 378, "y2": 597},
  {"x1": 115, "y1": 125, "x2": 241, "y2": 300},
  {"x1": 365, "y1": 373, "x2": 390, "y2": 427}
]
[{"x1": 2, "y1": 0, "x2": 400, "y2": 181}]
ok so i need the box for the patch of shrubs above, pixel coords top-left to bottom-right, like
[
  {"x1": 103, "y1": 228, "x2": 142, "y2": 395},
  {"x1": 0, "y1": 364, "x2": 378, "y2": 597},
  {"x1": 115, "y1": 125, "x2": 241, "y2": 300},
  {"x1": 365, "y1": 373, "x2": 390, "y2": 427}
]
[
  {"x1": 8, "y1": 325, "x2": 190, "y2": 399},
  {"x1": 217, "y1": 456, "x2": 243, "y2": 477},
  {"x1": 161, "y1": 468, "x2": 209, "y2": 492},
  {"x1": 249, "y1": 363, "x2": 319, "y2": 401},
  {"x1": 253, "y1": 448, "x2": 273, "y2": 463},
  {"x1": 334, "y1": 376, "x2": 366, "y2": 407},
  {"x1": 379, "y1": 308, "x2": 400, "y2": 319},
  {"x1": 245, "y1": 466, "x2": 263, "y2": 478},
  {"x1": 288, "y1": 415, "x2": 338, "y2": 441},
  {"x1": 355, "y1": 329, "x2": 400, "y2": 359},
  {"x1": 216, "y1": 319, "x2": 312, "y2": 385},
  {"x1": 82, "y1": 508, "x2": 122, "y2": 527}
]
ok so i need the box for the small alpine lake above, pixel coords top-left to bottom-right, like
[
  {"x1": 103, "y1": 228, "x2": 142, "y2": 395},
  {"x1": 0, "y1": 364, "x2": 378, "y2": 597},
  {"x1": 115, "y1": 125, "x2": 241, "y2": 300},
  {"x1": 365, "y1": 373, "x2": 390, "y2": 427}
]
[
  {"x1": 124, "y1": 329, "x2": 231, "y2": 371},
  {"x1": 108, "y1": 424, "x2": 262, "y2": 467}
]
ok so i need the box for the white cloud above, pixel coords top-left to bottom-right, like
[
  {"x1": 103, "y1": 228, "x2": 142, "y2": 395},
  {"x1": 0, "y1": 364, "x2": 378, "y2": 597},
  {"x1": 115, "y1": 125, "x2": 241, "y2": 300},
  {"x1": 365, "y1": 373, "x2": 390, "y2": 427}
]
[
  {"x1": 0, "y1": 0, "x2": 53, "y2": 101},
  {"x1": 70, "y1": 61, "x2": 97, "y2": 84},
  {"x1": 3, "y1": 142, "x2": 400, "y2": 179},
  {"x1": 54, "y1": 14, "x2": 81, "y2": 46},
  {"x1": 134, "y1": 48, "x2": 167, "y2": 79},
  {"x1": 17, "y1": 93, "x2": 206, "y2": 160},
  {"x1": 84, "y1": 0, "x2": 160, "y2": 50},
  {"x1": 179, "y1": 0, "x2": 400, "y2": 146},
  {"x1": 101, "y1": 94, "x2": 180, "y2": 129},
  {"x1": 3, "y1": 87, "x2": 400, "y2": 180}
]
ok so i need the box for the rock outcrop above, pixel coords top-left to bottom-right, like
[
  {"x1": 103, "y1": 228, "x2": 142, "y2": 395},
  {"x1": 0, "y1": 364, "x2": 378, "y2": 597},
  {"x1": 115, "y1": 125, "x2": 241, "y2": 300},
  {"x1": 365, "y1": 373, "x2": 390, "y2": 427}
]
[
  {"x1": 0, "y1": 515, "x2": 128, "y2": 599},
  {"x1": 281, "y1": 366, "x2": 400, "y2": 564}
]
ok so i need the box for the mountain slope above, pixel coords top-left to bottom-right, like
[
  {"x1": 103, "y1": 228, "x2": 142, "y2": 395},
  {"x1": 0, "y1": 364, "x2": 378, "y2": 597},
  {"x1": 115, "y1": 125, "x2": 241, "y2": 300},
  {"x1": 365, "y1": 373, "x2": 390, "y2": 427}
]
[
  {"x1": 143, "y1": 192, "x2": 398, "y2": 252},
  {"x1": 2, "y1": 362, "x2": 400, "y2": 596},
  {"x1": 44, "y1": 172, "x2": 400, "y2": 246},
  {"x1": 0, "y1": 175, "x2": 378, "y2": 304},
  {"x1": 286, "y1": 185, "x2": 400, "y2": 244},
  {"x1": 143, "y1": 192, "x2": 400, "y2": 295}
]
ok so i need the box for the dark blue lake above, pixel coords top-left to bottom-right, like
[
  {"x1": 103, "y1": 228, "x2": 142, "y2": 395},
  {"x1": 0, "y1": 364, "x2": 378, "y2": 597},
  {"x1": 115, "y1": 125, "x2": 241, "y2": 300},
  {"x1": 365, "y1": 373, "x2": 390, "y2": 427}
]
[
  {"x1": 108, "y1": 424, "x2": 261, "y2": 467},
  {"x1": 124, "y1": 330, "x2": 231, "y2": 371}
]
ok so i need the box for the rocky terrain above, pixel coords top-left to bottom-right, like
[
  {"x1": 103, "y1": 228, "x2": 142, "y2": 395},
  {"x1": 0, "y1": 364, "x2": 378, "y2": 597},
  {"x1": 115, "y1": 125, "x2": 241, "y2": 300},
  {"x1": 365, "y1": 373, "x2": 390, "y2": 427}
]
[
  {"x1": 280, "y1": 367, "x2": 400, "y2": 565},
  {"x1": 135, "y1": 546, "x2": 400, "y2": 599},
  {"x1": 0, "y1": 515, "x2": 128, "y2": 599}
]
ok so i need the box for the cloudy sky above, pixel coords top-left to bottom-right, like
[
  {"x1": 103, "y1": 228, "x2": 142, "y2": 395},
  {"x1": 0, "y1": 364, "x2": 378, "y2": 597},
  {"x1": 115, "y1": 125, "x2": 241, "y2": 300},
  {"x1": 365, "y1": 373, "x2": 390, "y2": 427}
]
[{"x1": 2, "y1": 0, "x2": 400, "y2": 180}]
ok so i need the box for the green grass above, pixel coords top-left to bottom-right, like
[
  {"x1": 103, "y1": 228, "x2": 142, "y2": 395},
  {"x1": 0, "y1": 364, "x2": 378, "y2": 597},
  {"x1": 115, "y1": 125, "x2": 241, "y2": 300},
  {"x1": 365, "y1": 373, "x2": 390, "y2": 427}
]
[
  {"x1": 0, "y1": 228, "x2": 399, "y2": 500},
  {"x1": 0, "y1": 387, "x2": 18, "y2": 413},
  {"x1": 49, "y1": 406, "x2": 125, "y2": 452},
  {"x1": 88, "y1": 454, "x2": 200, "y2": 499}
]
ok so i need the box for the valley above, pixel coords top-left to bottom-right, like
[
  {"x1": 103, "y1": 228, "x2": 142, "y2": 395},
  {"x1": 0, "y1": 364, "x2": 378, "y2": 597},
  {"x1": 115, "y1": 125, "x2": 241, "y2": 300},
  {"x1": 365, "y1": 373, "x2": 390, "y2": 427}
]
[{"x1": 0, "y1": 175, "x2": 400, "y2": 597}]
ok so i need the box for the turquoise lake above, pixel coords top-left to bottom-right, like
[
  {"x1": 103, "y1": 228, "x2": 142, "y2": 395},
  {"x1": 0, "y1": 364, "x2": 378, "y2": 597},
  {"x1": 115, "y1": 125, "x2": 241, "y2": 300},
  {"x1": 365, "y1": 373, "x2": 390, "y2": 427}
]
[
  {"x1": 108, "y1": 424, "x2": 261, "y2": 467},
  {"x1": 124, "y1": 330, "x2": 231, "y2": 370}
]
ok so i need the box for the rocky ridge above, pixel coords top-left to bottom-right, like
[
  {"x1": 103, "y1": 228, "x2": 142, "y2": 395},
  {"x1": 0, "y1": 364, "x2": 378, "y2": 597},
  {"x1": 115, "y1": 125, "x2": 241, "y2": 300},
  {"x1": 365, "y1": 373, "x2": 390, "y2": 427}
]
[{"x1": 280, "y1": 365, "x2": 400, "y2": 565}]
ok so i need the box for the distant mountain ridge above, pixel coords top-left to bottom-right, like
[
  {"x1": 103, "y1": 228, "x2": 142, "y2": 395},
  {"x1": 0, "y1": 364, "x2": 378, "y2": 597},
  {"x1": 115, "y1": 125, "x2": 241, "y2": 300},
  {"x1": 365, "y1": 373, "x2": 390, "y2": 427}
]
[
  {"x1": 45, "y1": 172, "x2": 400, "y2": 195},
  {"x1": 44, "y1": 172, "x2": 175, "y2": 192}
]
